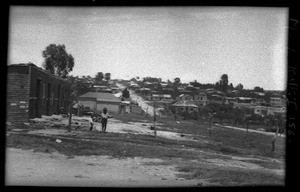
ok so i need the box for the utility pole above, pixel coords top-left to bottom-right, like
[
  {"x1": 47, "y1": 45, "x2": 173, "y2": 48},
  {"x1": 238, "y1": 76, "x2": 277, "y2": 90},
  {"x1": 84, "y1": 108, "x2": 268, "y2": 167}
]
[
  {"x1": 209, "y1": 116, "x2": 212, "y2": 137},
  {"x1": 271, "y1": 119, "x2": 279, "y2": 152},
  {"x1": 154, "y1": 100, "x2": 157, "y2": 138}
]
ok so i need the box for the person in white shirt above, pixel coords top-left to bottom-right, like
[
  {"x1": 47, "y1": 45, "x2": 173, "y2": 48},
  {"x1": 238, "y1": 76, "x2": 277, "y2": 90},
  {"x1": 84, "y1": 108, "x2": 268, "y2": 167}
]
[
  {"x1": 89, "y1": 115, "x2": 94, "y2": 131},
  {"x1": 100, "y1": 107, "x2": 112, "y2": 133}
]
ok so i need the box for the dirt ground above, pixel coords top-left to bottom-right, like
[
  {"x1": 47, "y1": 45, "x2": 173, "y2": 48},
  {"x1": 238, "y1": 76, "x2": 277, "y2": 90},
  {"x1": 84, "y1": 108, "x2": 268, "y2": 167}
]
[
  {"x1": 6, "y1": 148, "x2": 204, "y2": 187},
  {"x1": 5, "y1": 114, "x2": 285, "y2": 187}
]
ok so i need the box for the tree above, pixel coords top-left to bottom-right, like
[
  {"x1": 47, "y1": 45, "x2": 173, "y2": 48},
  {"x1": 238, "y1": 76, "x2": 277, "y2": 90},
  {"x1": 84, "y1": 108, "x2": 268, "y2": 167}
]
[
  {"x1": 215, "y1": 82, "x2": 220, "y2": 90},
  {"x1": 122, "y1": 88, "x2": 130, "y2": 98},
  {"x1": 156, "y1": 82, "x2": 163, "y2": 92},
  {"x1": 174, "y1": 77, "x2": 181, "y2": 85},
  {"x1": 190, "y1": 80, "x2": 201, "y2": 87},
  {"x1": 254, "y1": 86, "x2": 264, "y2": 92},
  {"x1": 95, "y1": 72, "x2": 104, "y2": 83},
  {"x1": 42, "y1": 44, "x2": 74, "y2": 78},
  {"x1": 236, "y1": 83, "x2": 244, "y2": 91},
  {"x1": 105, "y1": 73, "x2": 111, "y2": 81},
  {"x1": 66, "y1": 76, "x2": 80, "y2": 132},
  {"x1": 220, "y1": 74, "x2": 229, "y2": 94}
]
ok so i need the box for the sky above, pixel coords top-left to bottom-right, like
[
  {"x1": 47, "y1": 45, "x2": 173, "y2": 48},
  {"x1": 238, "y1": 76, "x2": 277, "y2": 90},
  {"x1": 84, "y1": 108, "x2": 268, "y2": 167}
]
[{"x1": 8, "y1": 6, "x2": 288, "y2": 90}]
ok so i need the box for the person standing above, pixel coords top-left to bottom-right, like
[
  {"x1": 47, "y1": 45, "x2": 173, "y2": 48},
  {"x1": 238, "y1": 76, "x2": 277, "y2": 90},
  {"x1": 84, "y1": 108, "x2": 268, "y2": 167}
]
[
  {"x1": 89, "y1": 114, "x2": 94, "y2": 131},
  {"x1": 100, "y1": 107, "x2": 112, "y2": 133}
]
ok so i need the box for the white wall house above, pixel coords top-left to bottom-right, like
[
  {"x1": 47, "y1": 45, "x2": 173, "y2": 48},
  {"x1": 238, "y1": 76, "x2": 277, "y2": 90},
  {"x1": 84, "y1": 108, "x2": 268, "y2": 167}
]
[{"x1": 78, "y1": 92, "x2": 122, "y2": 114}]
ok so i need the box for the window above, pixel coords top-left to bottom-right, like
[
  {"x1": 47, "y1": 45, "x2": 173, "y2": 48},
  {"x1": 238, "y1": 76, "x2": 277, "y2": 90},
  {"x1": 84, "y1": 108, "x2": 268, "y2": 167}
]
[
  {"x1": 51, "y1": 92, "x2": 54, "y2": 105},
  {"x1": 43, "y1": 82, "x2": 46, "y2": 98}
]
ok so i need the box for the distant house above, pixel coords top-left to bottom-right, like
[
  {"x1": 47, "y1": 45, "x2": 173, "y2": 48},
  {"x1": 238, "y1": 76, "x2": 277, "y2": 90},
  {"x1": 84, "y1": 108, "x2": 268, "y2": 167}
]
[
  {"x1": 193, "y1": 93, "x2": 208, "y2": 102},
  {"x1": 209, "y1": 94, "x2": 223, "y2": 103},
  {"x1": 230, "y1": 90, "x2": 239, "y2": 95},
  {"x1": 110, "y1": 85, "x2": 121, "y2": 93},
  {"x1": 254, "y1": 106, "x2": 268, "y2": 116},
  {"x1": 172, "y1": 100, "x2": 198, "y2": 114},
  {"x1": 151, "y1": 94, "x2": 162, "y2": 101},
  {"x1": 150, "y1": 94, "x2": 172, "y2": 101},
  {"x1": 206, "y1": 88, "x2": 214, "y2": 94},
  {"x1": 138, "y1": 88, "x2": 151, "y2": 96},
  {"x1": 78, "y1": 92, "x2": 122, "y2": 114},
  {"x1": 128, "y1": 81, "x2": 139, "y2": 88},
  {"x1": 161, "y1": 83, "x2": 168, "y2": 87},
  {"x1": 224, "y1": 97, "x2": 236, "y2": 104},
  {"x1": 251, "y1": 98, "x2": 266, "y2": 105},
  {"x1": 254, "y1": 92, "x2": 265, "y2": 96},
  {"x1": 7, "y1": 63, "x2": 71, "y2": 122},
  {"x1": 254, "y1": 105, "x2": 286, "y2": 117},
  {"x1": 178, "y1": 94, "x2": 193, "y2": 101},
  {"x1": 270, "y1": 97, "x2": 285, "y2": 107}
]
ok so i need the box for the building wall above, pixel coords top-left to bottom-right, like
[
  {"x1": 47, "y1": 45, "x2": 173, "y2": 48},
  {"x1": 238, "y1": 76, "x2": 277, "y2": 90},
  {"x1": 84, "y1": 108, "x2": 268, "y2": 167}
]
[
  {"x1": 270, "y1": 98, "x2": 285, "y2": 107},
  {"x1": 6, "y1": 66, "x2": 30, "y2": 123},
  {"x1": 254, "y1": 106, "x2": 286, "y2": 116},
  {"x1": 78, "y1": 100, "x2": 97, "y2": 110},
  {"x1": 96, "y1": 102, "x2": 120, "y2": 113},
  {"x1": 7, "y1": 64, "x2": 71, "y2": 122},
  {"x1": 28, "y1": 66, "x2": 71, "y2": 118}
]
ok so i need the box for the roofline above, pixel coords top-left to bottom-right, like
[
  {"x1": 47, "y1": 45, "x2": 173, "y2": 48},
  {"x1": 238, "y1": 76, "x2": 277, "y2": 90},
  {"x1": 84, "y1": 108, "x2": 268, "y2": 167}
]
[{"x1": 9, "y1": 63, "x2": 69, "y2": 82}]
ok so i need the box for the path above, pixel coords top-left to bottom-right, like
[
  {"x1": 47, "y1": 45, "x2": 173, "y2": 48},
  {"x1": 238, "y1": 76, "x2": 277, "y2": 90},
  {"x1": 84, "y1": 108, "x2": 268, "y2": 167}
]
[
  {"x1": 116, "y1": 83, "x2": 160, "y2": 116},
  {"x1": 214, "y1": 124, "x2": 286, "y2": 137}
]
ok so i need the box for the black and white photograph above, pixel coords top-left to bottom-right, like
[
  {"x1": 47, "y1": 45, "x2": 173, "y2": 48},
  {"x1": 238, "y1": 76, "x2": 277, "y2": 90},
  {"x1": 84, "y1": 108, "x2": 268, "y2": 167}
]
[{"x1": 6, "y1": 5, "x2": 289, "y2": 187}]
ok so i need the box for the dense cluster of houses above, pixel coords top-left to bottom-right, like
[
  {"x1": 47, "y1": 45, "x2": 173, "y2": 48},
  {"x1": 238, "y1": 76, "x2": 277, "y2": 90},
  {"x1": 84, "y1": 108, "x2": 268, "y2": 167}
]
[{"x1": 122, "y1": 78, "x2": 286, "y2": 118}]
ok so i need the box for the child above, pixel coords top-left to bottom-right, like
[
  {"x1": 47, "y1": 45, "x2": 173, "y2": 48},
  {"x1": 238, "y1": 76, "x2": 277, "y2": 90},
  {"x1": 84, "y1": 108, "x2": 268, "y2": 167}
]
[
  {"x1": 100, "y1": 107, "x2": 112, "y2": 133},
  {"x1": 89, "y1": 114, "x2": 94, "y2": 131}
]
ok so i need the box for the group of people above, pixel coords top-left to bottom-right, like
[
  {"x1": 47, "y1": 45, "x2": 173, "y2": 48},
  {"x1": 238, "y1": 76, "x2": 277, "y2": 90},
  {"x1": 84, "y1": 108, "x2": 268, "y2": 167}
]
[{"x1": 89, "y1": 107, "x2": 112, "y2": 133}]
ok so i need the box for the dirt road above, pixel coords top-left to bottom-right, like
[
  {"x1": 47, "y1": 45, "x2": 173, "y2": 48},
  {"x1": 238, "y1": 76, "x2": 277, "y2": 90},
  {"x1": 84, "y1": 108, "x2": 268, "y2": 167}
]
[
  {"x1": 215, "y1": 124, "x2": 286, "y2": 137},
  {"x1": 6, "y1": 148, "x2": 202, "y2": 187},
  {"x1": 116, "y1": 83, "x2": 160, "y2": 116}
]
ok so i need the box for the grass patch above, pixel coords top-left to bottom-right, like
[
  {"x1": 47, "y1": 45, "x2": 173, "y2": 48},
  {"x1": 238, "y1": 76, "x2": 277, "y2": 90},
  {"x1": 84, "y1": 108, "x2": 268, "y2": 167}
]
[
  {"x1": 6, "y1": 133, "x2": 201, "y2": 160},
  {"x1": 177, "y1": 163, "x2": 284, "y2": 186}
]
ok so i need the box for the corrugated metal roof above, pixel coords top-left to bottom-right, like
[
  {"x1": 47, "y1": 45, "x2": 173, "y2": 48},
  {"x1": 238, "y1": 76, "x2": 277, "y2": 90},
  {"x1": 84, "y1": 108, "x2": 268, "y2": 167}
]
[
  {"x1": 79, "y1": 92, "x2": 121, "y2": 103},
  {"x1": 172, "y1": 100, "x2": 198, "y2": 107}
]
